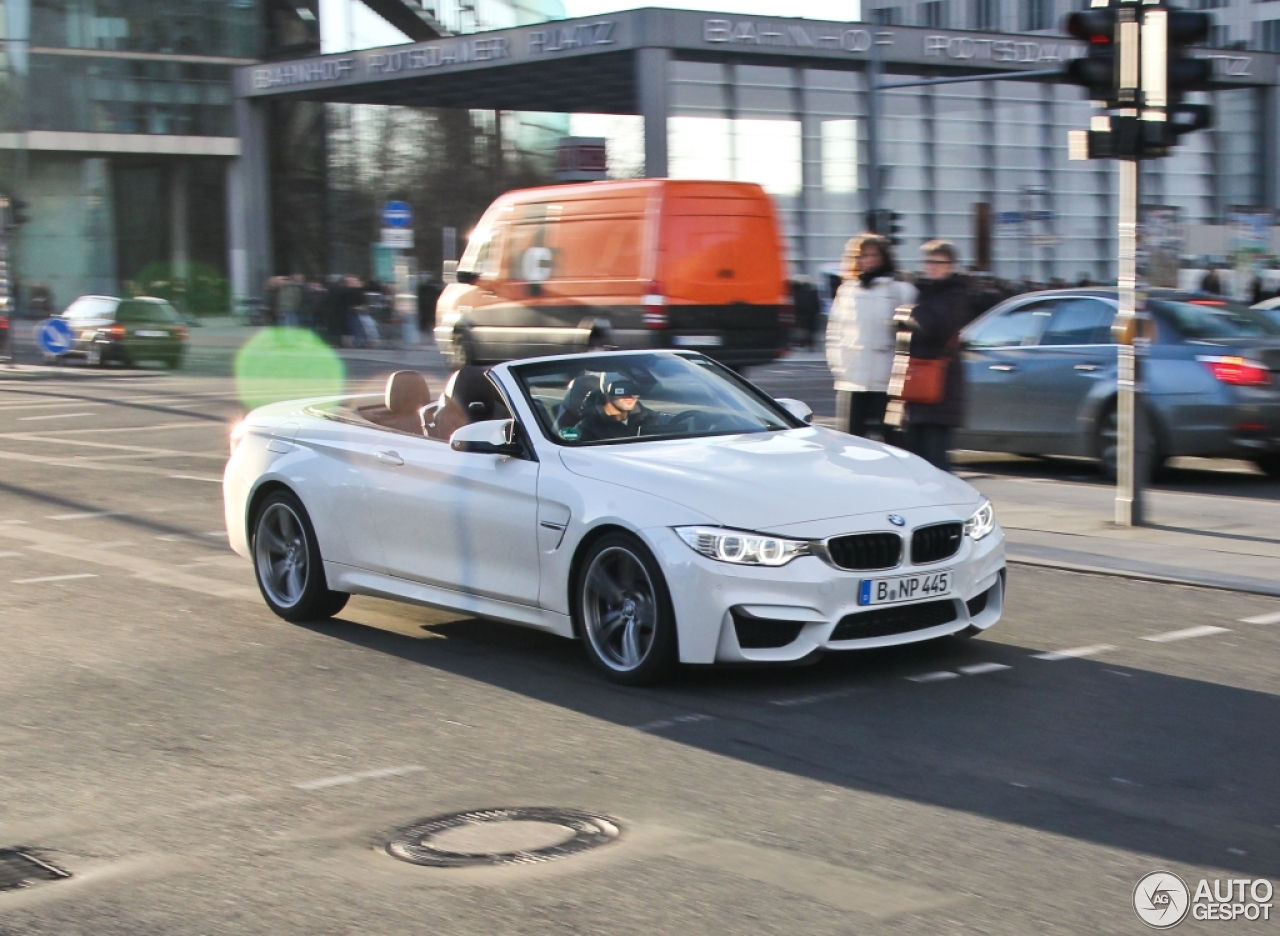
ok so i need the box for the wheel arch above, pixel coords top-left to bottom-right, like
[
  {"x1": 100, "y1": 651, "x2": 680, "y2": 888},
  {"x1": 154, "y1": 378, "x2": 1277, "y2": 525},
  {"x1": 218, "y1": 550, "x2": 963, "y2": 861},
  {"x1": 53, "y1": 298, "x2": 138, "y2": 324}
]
[{"x1": 245, "y1": 478, "x2": 300, "y2": 548}]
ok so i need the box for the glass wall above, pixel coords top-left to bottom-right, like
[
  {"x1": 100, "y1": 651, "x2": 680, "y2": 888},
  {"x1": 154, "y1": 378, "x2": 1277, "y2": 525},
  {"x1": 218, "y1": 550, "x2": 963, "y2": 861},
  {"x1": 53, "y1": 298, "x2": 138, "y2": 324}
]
[
  {"x1": 31, "y1": 0, "x2": 259, "y2": 58},
  {"x1": 29, "y1": 55, "x2": 235, "y2": 135}
]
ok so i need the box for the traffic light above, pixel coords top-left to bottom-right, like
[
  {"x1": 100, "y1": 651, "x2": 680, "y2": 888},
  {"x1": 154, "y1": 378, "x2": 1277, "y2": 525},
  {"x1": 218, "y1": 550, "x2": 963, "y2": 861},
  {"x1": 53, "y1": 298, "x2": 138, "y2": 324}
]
[
  {"x1": 2, "y1": 195, "x2": 30, "y2": 230},
  {"x1": 1164, "y1": 8, "x2": 1213, "y2": 142},
  {"x1": 864, "y1": 209, "x2": 905, "y2": 246},
  {"x1": 1064, "y1": 5, "x2": 1119, "y2": 106}
]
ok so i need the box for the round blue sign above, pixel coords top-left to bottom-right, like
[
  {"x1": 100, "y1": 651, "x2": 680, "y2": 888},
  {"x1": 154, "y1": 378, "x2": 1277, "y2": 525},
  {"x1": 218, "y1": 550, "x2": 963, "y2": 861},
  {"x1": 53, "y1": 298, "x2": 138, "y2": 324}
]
[
  {"x1": 382, "y1": 200, "x2": 413, "y2": 229},
  {"x1": 38, "y1": 317, "x2": 74, "y2": 355}
]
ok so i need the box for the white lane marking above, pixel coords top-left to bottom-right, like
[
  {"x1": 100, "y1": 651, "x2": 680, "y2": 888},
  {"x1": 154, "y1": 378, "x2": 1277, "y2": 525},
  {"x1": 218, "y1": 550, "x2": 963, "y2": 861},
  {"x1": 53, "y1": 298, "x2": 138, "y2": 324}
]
[
  {"x1": 770, "y1": 688, "x2": 864, "y2": 707},
  {"x1": 1033, "y1": 644, "x2": 1116, "y2": 661},
  {"x1": 203, "y1": 531, "x2": 227, "y2": 537},
  {"x1": 1241, "y1": 611, "x2": 1280, "y2": 625},
  {"x1": 634, "y1": 713, "x2": 716, "y2": 732},
  {"x1": 168, "y1": 474, "x2": 223, "y2": 483},
  {"x1": 958, "y1": 662, "x2": 1011, "y2": 676},
  {"x1": 12, "y1": 573, "x2": 99, "y2": 584},
  {"x1": 294, "y1": 765, "x2": 425, "y2": 791},
  {"x1": 0, "y1": 551, "x2": 24, "y2": 559},
  {"x1": 906, "y1": 671, "x2": 958, "y2": 683},
  {"x1": 1, "y1": 519, "x2": 30, "y2": 525},
  {"x1": 1142, "y1": 625, "x2": 1231, "y2": 643},
  {"x1": 18, "y1": 412, "x2": 95, "y2": 421},
  {"x1": 47, "y1": 511, "x2": 117, "y2": 521},
  {"x1": 1228, "y1": 847, "x2": 1248, "y2": 856},
  {"x1": 1111, "y1": 777, "x2": 1142, "y2": 786}
]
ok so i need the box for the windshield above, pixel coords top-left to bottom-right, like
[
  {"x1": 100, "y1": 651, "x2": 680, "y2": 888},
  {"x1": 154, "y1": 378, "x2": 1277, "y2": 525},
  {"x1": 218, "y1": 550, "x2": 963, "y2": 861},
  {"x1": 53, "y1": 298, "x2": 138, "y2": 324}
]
[
  {"x1": 1152, "y1": 300, "x2": 1280, "y2": 339},
  {"x1": 513, "y1": 353, "x2": 799, "y2": 446}
]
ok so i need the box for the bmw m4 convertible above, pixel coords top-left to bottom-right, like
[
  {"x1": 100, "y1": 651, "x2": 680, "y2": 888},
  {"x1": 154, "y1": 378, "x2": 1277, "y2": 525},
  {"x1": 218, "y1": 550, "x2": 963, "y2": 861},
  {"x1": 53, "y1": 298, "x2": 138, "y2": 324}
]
[{"x1": 224, "y1": 351, "x2": 1006, "y2": 684}]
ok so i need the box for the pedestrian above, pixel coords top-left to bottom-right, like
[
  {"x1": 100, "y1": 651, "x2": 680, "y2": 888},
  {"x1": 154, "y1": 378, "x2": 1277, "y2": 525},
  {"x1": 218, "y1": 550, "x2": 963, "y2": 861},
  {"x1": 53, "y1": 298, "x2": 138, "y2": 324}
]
[
  {"x1": 826, "y1": 233, "x2": 916, "y2": 439},
  {"x1": 892, "y1": 240, "x2": 972, "y2": 471},
  {"x1": 1200, "y1": 265, "x2": 1222, "y2": 295}
]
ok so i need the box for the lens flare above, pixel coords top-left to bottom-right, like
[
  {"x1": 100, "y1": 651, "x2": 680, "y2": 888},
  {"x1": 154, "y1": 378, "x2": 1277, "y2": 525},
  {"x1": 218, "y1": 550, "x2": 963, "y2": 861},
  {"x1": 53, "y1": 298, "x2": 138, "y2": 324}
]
[{"x1": 234, "y1": 327, "x2": 345, "y2": 410}]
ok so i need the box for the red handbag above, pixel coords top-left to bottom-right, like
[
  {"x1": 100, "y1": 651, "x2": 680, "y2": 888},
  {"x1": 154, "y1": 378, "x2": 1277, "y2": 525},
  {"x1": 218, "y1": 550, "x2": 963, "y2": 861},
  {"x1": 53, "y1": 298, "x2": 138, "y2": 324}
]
[{"x1": 900, "y1": 357, "x2": 949, "y2": 405}]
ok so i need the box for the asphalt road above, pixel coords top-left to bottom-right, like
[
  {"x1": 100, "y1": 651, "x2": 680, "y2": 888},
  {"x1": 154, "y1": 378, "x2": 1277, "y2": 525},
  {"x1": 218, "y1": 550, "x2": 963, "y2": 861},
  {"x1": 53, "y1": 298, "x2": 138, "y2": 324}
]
[{"x1": 1, "y1": 365, "x2": 1278, "y2": 935}]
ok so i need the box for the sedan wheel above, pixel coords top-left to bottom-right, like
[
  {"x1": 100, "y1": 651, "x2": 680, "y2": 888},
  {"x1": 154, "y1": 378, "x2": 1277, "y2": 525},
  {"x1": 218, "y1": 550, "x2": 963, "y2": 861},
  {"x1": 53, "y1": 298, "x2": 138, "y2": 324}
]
[
  {"x1": 252, "y1": 491, "x2": 348, "y2": 622},
  {"x1": 576, "y1": 535, "x2": 677, "y2": 685},
  {"x1": 1096, "y1": 405, "x2": 1119, "y2": 481}
]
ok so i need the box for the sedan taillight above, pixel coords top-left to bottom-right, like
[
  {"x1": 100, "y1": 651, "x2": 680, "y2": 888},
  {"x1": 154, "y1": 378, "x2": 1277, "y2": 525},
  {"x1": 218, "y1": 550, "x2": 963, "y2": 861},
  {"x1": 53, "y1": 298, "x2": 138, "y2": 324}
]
[
  {"x1": 1198, "y1": 355, "x2": 1272, "y2": 387},
  {"x1": 106, "y1": 323, "x2": 126, "y2": 340}
]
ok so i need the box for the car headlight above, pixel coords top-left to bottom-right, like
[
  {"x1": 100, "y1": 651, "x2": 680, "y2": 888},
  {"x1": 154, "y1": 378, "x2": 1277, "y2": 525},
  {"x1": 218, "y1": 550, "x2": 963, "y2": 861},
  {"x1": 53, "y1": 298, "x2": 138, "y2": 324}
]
[
  {"x1": 964, "y1": 499, "x2": 996, "y2": 541},
  {"x1": 675, "y1": 526, "x2": 810, "y2": 567},
  {"x1": 229, "y1": 421, "x2": 249, "y2": 456}
]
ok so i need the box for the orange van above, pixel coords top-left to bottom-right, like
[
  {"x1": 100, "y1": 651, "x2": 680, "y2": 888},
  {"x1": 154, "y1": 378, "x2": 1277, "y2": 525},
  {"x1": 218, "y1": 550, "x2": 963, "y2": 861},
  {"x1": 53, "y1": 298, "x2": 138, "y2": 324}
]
[{"x1": 434, "y1": 179, "x2": 792, "y2": 369}]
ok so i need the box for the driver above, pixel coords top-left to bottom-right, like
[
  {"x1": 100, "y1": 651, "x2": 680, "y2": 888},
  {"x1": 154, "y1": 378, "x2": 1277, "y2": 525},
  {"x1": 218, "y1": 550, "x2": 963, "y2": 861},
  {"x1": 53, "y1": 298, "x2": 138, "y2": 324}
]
[{"x1": 576, "y1": 376, "x2": 661, "y2": 441}]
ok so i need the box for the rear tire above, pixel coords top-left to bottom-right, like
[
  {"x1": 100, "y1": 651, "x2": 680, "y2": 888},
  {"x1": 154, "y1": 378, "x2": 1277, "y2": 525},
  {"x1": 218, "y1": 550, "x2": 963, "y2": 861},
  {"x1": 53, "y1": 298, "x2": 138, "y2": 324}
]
[
  {"x1": 572, "y1": 532, "x2": 678, "y2": 686},
  {"x1": 251, "y1": 490, "x2": 349, "y2": 622},
  {"x1": 1255, "y1": 453, "x2": 1280, "y2": 479},
  {"x1": 1095, "y1": 401, "x2": 1162, "y2": 484},
  {"x1": 449, "y1": 332, "x2": 475, "y2": 369}
]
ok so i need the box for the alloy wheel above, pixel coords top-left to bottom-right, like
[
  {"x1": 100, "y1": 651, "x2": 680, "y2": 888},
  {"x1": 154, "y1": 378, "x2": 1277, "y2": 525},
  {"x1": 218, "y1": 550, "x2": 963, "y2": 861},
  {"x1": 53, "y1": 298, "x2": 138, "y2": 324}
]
[
  {"x1": 1098, "y1": 406, "x2": 1119, "y2": 479},
  {"x1": 255, "y1": 502, "x2": 310, "y2": 609},
  {"x1": 581, "y1": 546, "x2": 659, "y2": 672}
]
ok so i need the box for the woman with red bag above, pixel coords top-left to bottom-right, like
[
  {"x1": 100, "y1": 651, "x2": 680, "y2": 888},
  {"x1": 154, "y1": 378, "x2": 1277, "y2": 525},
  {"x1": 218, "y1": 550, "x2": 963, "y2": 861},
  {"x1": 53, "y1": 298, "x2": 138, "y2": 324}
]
[{"x1": 894, "y1": 240, "x2": 974, "y2": 471}]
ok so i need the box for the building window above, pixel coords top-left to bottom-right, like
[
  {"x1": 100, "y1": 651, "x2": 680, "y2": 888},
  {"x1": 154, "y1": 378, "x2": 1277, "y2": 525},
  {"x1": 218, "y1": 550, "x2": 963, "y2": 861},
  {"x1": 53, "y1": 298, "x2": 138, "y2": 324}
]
[
  {"x1": 869, "y1": 6, "x2": 904, "y2": 24},
  {"x1": 920, "y1": 0, "x2": 950, "y2": 27},
  {"x1": 1207, "y1": 23, "x2": 1229, "y2": 46},
  {"x1": 1022, "y1": 0, "x2": 1053, "y2": 31},
  {"x1": 972, "y1": 0, "x2": 1000, "y2": 30},
  {"x1": 1257, "y1": 19, "x2": 1280, "y2": 49}
]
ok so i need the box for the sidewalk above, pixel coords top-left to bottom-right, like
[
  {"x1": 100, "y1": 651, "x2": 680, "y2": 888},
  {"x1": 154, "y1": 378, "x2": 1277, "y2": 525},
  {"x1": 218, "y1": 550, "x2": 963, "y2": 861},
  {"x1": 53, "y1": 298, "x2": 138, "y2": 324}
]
[{"x1": 962, "y1": 470, "x2": 1280, "y2": 598}]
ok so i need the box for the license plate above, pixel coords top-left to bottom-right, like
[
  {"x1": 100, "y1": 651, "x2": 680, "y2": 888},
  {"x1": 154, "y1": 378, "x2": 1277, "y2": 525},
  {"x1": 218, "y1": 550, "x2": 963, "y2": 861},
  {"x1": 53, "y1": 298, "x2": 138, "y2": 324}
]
[
  {"x1": 136, "y1": 329, "x2": 168, "y2": 338},
  {"x1": 673, "y1": 335, "x2": 723, "y2": 347},
  {"x1": 859, "y1": 570, "x2": 952, "y2": 606}
]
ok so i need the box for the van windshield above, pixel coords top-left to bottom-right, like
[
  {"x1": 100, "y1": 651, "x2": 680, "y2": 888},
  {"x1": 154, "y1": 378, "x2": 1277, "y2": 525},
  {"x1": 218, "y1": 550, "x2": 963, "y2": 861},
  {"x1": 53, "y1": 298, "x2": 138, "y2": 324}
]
[{"x1": 513, "y1": 352, "x2": 799, "y2": 446}]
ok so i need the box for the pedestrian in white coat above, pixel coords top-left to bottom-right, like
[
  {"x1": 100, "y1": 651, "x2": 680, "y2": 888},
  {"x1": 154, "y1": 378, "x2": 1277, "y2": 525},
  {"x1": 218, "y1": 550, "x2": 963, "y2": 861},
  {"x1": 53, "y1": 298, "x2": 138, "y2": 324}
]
[{"x1": 826, "y1": 234, "x2": 917, "y2": 438}]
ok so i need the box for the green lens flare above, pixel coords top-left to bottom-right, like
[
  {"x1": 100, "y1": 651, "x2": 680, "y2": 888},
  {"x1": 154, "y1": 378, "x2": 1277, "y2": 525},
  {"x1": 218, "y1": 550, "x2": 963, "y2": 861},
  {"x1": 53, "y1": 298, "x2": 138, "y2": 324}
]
[{"x1": 234, "y1": 327, "x2": 345, "y2": 409}]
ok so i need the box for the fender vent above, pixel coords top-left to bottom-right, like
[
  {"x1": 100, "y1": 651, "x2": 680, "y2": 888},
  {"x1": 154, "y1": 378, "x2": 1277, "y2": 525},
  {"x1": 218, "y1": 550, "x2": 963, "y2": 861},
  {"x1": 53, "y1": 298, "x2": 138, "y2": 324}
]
[{"x1": 0, "y1": 849, "x2": 71, "y2": 891}]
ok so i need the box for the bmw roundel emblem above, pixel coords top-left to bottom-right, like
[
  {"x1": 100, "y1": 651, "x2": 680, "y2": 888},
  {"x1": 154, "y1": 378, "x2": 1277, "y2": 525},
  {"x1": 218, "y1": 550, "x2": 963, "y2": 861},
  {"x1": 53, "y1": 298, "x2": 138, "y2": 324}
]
[{"x1": 887, "y1": 514, "x2": 906, "y2": 527}]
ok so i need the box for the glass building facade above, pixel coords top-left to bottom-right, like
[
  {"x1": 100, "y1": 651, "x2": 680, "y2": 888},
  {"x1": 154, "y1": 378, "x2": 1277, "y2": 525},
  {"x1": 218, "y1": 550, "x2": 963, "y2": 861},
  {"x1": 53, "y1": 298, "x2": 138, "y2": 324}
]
[{"x1": 2, "y1": 0, "x2": 257, "y2": 311}]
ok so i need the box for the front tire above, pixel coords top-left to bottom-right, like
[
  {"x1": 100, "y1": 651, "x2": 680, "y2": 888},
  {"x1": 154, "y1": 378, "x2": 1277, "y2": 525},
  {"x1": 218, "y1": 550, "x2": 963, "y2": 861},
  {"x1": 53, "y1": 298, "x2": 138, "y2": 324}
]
[
  {"x1": 573, "y1": 533, "x2": 678, "y2": 685},
  {"x1": 252, "y1": 490, "x2": 349, "y2": 622}
]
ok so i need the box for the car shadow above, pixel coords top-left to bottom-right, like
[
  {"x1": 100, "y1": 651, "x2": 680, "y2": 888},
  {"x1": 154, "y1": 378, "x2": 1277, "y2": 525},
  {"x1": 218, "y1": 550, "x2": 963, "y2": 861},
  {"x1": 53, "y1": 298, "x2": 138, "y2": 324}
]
[{"x1": 297, "y1": 608, "x2": 1280, "y2": 878}]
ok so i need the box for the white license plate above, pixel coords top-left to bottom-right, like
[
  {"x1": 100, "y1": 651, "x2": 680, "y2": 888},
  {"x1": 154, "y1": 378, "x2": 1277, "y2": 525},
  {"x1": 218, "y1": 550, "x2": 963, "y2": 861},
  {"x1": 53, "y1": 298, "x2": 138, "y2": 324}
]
[
  {"x1": 859, "y1": 570, "x2": 952, "y2": 606},
  {"x1": 672, "y1": 334, "x2": 723, "y2": 347},
  {"x1": 136, "y1": 329, "x2": 169, "y2": 338}
]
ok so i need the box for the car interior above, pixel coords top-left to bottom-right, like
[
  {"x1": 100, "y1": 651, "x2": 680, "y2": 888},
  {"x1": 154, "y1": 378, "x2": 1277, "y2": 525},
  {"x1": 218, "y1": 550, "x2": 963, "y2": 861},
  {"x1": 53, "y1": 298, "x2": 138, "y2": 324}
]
[{"x1": 355, "y1": 367, "x2": 513, "y2": 442}]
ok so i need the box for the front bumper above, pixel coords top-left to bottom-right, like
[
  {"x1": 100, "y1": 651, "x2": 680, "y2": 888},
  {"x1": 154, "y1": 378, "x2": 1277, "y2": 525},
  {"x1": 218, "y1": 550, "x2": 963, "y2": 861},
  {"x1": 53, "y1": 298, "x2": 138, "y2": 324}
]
[{"x1": 647, "y1": 517, "x2": 1006, "y2": 664}]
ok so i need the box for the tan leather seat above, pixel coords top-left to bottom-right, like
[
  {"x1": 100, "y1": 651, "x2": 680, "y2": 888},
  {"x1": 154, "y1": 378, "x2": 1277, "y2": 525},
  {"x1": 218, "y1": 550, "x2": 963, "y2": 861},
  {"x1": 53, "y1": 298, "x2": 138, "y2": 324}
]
[
  {"x1": 425, "y1": 366, "x2": 509, "y2": 440},
  {"x1": 383, "y1": 371, "x2": 432, "y2": 434}
]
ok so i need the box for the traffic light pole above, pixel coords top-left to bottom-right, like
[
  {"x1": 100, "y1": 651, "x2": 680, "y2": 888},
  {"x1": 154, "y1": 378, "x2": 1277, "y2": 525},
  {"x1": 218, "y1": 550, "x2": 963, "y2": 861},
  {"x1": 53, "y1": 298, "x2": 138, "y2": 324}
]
[{"x1": 1115, "y1": 156, "x2": 1143, "y2": 526}]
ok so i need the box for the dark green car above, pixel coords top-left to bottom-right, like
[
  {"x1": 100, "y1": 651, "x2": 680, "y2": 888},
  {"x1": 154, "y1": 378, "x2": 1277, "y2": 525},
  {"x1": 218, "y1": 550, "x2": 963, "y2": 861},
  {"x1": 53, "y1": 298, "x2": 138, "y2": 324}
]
[{"x1": 61, "y1": 296, "x2": 188, "y2": 369}]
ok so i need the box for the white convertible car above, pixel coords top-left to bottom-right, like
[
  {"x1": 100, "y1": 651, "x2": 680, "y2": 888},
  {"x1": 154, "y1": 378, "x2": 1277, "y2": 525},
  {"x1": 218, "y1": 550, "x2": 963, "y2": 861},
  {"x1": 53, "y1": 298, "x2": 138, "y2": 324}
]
[{"x1": 224, "y1": 351, "x2": 1005, "y2": 684}]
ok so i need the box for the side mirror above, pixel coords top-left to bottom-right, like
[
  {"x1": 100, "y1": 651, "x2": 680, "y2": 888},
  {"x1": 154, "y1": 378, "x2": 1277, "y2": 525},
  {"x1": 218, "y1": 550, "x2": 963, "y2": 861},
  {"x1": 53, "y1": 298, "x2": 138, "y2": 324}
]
[
  {"x1": 775, "y1": 397, "x2": 813, "y2": 424},
  {"x1": 455, "y1": 269, "x2": 479, "y2": 286},
  {"x1": 442, "y1": 260, "x2": 458, "y2": 283},
  {"x1": 450, "y1": 418, "x2": 523, "y2": 457}
]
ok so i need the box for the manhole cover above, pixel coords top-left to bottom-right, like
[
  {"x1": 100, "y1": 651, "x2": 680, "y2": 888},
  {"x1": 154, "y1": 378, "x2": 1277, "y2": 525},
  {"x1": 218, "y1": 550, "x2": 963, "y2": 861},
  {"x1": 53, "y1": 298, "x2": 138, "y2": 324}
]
[
  {"x1": 0, "y1": 849, "x2": 70, "y2": 892},
  {"x1": 385, "y1": 807, "x2": 620, "y2": 868}
]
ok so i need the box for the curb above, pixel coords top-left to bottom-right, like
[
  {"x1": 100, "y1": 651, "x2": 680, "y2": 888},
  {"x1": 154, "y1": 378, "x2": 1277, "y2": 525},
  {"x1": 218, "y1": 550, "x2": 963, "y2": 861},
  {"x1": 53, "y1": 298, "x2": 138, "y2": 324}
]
[{"x1": 1006, "y1": 550, "x2": 1280, "y2": 598}]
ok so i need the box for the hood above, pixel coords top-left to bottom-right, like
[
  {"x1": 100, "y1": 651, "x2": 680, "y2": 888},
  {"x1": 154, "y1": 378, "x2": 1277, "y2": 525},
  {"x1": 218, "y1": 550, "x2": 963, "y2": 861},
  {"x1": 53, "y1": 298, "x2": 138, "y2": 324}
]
[{"x1": 558, "y1": 427, "x2": 979, "y2": 531}]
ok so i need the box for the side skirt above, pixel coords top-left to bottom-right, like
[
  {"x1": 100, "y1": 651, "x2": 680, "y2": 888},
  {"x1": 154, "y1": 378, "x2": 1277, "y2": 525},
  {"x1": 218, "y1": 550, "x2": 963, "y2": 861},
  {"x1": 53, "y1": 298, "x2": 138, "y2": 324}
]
[{"x1": 325, "y1": 563, "x2": 576, "y2": 639}]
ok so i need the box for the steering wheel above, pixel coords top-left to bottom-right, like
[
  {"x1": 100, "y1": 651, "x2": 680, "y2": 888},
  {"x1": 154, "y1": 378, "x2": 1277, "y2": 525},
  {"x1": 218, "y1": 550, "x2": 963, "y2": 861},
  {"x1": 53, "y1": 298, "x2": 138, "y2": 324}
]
[{"x1": 662, "y1": 409, "x2": 715, "y2": 434}]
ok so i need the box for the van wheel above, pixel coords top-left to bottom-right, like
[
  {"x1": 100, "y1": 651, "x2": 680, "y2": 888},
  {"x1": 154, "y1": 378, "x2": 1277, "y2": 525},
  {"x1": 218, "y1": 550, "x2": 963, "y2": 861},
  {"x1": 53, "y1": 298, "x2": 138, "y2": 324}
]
[{"x1": 449, "y1": 332, "x2": 474, "y2": 369}]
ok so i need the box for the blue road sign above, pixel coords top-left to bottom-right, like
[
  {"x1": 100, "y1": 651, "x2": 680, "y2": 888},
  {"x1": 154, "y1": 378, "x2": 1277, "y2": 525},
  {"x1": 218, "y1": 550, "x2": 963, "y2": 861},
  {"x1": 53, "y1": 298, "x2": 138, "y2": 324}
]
[
  {"x1": 382, "y1": 201, "x2": 413, "y2": 229},
  {"x1": 38, "y1": 317, "x2": 74, "y2": 355}
]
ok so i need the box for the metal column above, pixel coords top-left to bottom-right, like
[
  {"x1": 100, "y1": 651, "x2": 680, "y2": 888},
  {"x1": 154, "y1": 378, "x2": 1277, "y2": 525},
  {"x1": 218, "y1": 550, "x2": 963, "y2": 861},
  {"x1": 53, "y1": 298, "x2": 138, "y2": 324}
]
[
  {"x1": 230, "y1": 96, "x2": 273, "y2": 302},
  {"x1": 1115, "y1": 157, "x2": 1142, "y2": 526},
  {"x1": 170, "y1": 163, "x2": 189, "y2": 285},
  {"x1": 636, "y1": 47, "x2": 670, "y2": 178},
  {"x1": 797, "y1": 68, "x2": 822, "y2": 278}
]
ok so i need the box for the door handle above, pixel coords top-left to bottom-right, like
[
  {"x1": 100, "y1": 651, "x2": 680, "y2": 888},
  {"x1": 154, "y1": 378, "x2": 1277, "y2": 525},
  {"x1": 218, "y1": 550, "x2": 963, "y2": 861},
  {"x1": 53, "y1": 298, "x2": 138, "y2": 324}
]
[
  {"x1": 374, "y1": 449, "x2": 404, "y2": 466},
  {"x1": 1074, "y1": 363, "x2": 1101, "y2": 372},
  {"x1": 988, "y1": 364, "x2": 1017, "y2": 372}
]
